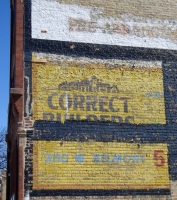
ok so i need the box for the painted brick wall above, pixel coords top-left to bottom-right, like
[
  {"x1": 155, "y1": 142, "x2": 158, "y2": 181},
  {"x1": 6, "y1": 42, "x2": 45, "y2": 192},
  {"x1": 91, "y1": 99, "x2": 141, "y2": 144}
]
[{"x1": 22, "y1": 0, "x2": 177, "y2": 199}]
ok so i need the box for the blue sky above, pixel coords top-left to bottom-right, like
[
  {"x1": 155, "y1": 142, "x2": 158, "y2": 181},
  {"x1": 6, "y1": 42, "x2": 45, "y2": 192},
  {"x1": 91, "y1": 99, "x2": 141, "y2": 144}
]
[{"x1": 0, "y1": 1, "x2": 10, "y2": 128}]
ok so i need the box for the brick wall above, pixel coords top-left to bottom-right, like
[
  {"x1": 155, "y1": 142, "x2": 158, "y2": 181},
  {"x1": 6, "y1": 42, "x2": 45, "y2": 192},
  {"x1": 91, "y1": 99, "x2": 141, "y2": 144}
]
[
  {"x1": 13, "y1": 0, "x2": 177, "y2": 199},
  {"x1": 7, "y1": 0, "x2": 24, "y2": 199}
]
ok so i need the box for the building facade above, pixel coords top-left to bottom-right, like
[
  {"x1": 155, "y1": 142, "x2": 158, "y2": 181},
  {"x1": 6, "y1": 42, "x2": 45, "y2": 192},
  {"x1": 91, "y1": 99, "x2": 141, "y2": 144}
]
[{"x1": 7, "y1": 0, "x2": 177, "y2": 199}]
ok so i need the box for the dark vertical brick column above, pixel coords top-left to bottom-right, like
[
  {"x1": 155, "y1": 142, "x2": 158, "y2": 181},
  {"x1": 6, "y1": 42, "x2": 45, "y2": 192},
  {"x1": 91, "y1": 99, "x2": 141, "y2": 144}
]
[
  {"x1": 13, "y1": 0, "x2": 24, "y2": 199},
  {"x1": 14, "y1": 0, "x2": 24, "y2": 122},
  {"x1": 18, "y1": 133, "x2": 25, "y2": 200}
]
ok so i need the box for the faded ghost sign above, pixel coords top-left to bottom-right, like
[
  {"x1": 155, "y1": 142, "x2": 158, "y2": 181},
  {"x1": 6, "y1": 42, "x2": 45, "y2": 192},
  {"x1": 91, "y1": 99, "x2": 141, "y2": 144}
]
[
  {"x1": 33, "y1": 141, "x2": 170, "y2": 190},
  {"x1": 32, "y1": 0, "x2": 177, "y2": 49},
  {"x1": 32, "y1": 55, "x2": 165, "y2": 124}
]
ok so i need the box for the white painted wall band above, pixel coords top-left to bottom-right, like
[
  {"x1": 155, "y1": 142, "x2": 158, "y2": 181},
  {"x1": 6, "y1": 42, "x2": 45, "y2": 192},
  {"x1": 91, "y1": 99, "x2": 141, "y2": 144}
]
[{"x1": 32, "y1": 0, "x2": 177, "y2": 50}]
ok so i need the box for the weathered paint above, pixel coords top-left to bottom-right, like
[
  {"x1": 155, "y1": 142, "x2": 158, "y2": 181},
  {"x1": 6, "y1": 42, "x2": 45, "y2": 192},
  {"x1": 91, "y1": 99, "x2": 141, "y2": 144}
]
[
  {"x1": 33, "y1": 141, "x2": 170, "y2": 190},
  {"x1": 32, "y1": 0, "x2": 177, "y2": 49},
  {"x1": 32, "y1": 54, "x2": 165, "y2": 124},
  {"x1": 23, "y1": 0, "x2": 177, "y2": 198}
]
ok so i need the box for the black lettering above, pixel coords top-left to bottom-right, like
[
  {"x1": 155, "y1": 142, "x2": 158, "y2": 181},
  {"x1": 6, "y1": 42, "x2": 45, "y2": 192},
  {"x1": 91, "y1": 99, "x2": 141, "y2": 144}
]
[
  {"x1": 120, "y1": 98, "x2": 129, "y2": 113},
  {"x1": 109, "y1": 97, "x2": 119, "y2": 112},
  {"x1": 111, "y1": 116, "x2": 123, "y2": 123},
  {"x1": 69, "y1": 114, "x2": 74, "y2": 120},
  {"x1": 64, "y1": 114, "x2": 74, "y2": 120},
  {"x1": 86, "y1": 95, "x2": 97, "y2": 111},
  {"x1": 125, "y1": 116, "x2": 134, "y2": 123},
  {"x1": 59, "y1": 93, "x2": 72, "y2": 110},
  {"x1": 87, "y1": 115, "x2": 98, "y2": 121},
  {"x1": 76, "y1": 114, "x2": 80, "y2": 120},
  {"x1": 100, "y1": 115, "x2": 110, "y2": 121},
  {"x1": 48, "y1": 93, "x2": 58, "y2": 110},
  {"x1": 43, "y1": 113, "x2": 54, "y2": 121},
  {"x1": 56, "y1": 113, "x2": 61, "y2": 121},
  {"x1": 99, "y1": 96, "x2": 109, "y2": 112},
  {"x1": 74, "y1": 94, "x2": 85, "y2": 110}
]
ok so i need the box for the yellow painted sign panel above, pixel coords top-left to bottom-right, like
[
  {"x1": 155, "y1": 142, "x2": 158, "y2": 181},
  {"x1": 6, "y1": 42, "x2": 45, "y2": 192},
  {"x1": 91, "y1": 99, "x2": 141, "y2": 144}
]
[
  {"x1": 32, "y1": 61, "x2": 165, "y2": 124},
  {"x1": 33, "y1": 142, "x2": 170, "y2": 190}
]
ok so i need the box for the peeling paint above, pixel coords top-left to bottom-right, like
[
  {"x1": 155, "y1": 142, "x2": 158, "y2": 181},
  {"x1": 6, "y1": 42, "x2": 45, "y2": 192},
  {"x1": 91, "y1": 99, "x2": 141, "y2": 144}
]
[
  {"x1": 32, "y1": 0, "x2": 177, "y2": 49},
  {"x1": 25, "y1": 76, "x2": 31, "y2": 116}
]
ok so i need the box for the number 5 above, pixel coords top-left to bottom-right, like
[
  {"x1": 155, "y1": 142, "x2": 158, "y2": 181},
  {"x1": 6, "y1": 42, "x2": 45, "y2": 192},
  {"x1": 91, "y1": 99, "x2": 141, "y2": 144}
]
[{"x1": 154, "y1": 150, "x2": 165, "y2": 167}]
